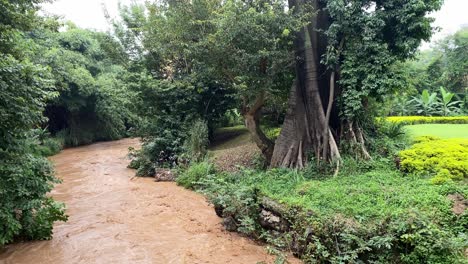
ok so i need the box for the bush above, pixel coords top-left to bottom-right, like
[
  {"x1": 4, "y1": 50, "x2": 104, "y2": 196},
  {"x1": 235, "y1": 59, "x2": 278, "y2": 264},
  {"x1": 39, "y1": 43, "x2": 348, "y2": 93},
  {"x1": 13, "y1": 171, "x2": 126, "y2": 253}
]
[
  {"x1": 129, "y1": 155, "x2": 156, "y2": 177},
  {"x1": 376, "y1": 119, "x2": 407, "y2": 139},
  {"x1": 200, "y1": 172, "x2": 261, "y2": 237},
  {"x1": 0, "y1": 152, "x2": 68, "y2": 245},
  {"x1": 176, "y1": 162, "x2": 216, "y2": 189},
  {"x1": 36, "y1": 137, "x2": 64, "y2": 157},
  {"x1": 129, "y1": 74, "x2": 233, "y2": 173},
  {"x1": 28, "y1": 128, "x2": 64, "y2": 157},
  {"x1": 264, "y1": 127, "x2": 282, "y2": 141},
  {"x1": 183, "y1": 119, "x2": 209, "y2": 162},
  {"x1": 399, "y1": 137, "x2": 468, "y2": 183},
  {"x1": 0, "y1": 53, "x2": 67, "y2": 245},
  {"x1": 365, "y1": 119, "x2": 410, "y2": 157},
  {"x1": 386, "y1": 116, "x2": 468, "y2": 125}
]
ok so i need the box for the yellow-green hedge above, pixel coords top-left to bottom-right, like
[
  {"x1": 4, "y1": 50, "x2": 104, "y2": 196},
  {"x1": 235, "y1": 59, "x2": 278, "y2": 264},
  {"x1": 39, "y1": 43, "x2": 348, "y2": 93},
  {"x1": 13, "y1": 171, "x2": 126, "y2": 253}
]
[
  {"x1": 399, "y1": 136, "x2": 468, "y2": 184},
  {"x1": 386, "y1": 116, "x2": 468, "y2": 125}
]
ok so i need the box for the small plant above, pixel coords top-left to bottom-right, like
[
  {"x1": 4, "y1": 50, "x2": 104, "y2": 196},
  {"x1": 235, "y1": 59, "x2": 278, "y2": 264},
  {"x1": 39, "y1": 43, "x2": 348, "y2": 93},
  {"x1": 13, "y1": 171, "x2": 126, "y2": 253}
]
[
  {"x1": 410, "y1": 89, "x2": 438, "y2": 116},
  {"x1": 29, "y1": 129, "x2": 64, "y2": 157},
  {"x1": 176, "y1": 162, "x2": 216, "y2": 189},
  {"x1": 438, "y1": 87, "x2": 463, "y2": 116},
  {"x1": 264, "y1": 127, "x2": 281, "y2": 141},
  {"x1": 377, "y1": 119, "x2": 407, "y2": 139},
  {"x1": 36, "y1": 137, "x2": 64, "y2": 156}
]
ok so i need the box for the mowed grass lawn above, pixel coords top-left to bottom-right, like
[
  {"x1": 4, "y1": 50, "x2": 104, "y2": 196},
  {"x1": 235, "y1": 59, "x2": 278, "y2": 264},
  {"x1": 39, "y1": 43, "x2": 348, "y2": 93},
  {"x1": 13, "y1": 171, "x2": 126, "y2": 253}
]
[{"x1": 405, "y1": 124, "x2": 468, "y2": 139}]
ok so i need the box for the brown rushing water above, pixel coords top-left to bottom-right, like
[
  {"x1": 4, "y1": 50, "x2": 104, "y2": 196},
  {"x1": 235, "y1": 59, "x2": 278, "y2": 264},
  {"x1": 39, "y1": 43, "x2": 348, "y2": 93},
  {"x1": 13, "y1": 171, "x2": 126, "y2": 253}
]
[{"x1": 0, "y1": 138, "x2": 299, "y2": 264}]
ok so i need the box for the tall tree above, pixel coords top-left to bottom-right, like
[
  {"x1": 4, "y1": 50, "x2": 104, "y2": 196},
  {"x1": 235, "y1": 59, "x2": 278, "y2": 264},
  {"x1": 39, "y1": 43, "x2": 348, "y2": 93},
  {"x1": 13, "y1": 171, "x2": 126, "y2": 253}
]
[
  {"x1": 197, "y1": 0, "x2": 306, "y2": 163},
  {"x1": 116, "y1": 0, "x2": 304, "y2": 166},
  {"x1": 271, "y1": 0, "x2": 442, "y2": 168}
]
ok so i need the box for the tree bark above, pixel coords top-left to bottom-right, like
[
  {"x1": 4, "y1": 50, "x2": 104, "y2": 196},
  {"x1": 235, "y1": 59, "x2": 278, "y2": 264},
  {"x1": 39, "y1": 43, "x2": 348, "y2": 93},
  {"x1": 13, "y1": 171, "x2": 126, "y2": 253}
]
[
  {"x1": 270, "y1": 0, "x2": 340, "y2": 168},
  {"x1": 342, "y1": 121, "x2": 372, "y2": 160},
  {"x1": 242, "y1": 92, "x2": 274, "y2": 165},
  {"x1": 323, "y1": 38, "x2": 344, "y2": 159}
]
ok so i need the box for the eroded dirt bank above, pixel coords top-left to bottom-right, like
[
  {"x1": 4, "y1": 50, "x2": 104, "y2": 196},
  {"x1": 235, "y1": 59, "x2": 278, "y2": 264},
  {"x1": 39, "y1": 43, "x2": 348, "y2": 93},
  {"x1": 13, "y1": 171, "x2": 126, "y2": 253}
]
[{"x1": 0, "y1": 138, "x2": 298, "y2": 264}]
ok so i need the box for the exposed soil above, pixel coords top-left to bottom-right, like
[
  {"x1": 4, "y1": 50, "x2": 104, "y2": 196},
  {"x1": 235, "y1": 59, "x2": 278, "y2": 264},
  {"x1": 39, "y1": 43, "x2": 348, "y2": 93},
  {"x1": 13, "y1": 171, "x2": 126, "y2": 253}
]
[
  {"x1": 0, "y1": 138, "x2": 298, "y2": 264},
  {"x1": 210, "y1": 127, "x2": 260, "y2": 172},
  {"x1": 447, "y1": 194, "x2": 467, "y2": 215}
]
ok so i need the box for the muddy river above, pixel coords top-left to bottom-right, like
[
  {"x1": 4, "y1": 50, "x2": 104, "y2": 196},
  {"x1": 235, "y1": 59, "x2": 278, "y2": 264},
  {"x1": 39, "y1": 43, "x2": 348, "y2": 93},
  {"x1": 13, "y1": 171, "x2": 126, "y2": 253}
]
[{"x1": 0, "y1": 138, "x2": 298, "y2": 264}]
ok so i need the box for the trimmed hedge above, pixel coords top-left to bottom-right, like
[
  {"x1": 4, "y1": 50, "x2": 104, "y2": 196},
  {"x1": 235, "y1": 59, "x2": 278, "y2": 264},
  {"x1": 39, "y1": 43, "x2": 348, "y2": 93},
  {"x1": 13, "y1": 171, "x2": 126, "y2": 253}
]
[
  {"x1": 399, "y1": 136, "x2": 468, "y2": 184},
  {"x1": 386, "y1": 116, "x2": 468, "y2": 125}
]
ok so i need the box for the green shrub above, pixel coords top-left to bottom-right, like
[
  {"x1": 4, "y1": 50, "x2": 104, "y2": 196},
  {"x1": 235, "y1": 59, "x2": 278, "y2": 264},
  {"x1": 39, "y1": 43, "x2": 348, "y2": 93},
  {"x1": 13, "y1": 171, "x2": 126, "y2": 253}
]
[
  {"x1": 183, "y1": 119, "x2": 209, "y2": 162},
  {"x1": 200, "y1": 172, "x2": 261, "y2": 237},
  {"x1": 264, "y1": 127, "x2": 281, "y2": 141},
  {"x1": 0, "y1": 152, "x2": 68, "y2": 245},
  {"x1": 40, "y1": 28, "x2": 137, "y2": 147},
  {"x1": 0, "y1": 53, "x2": 68, "y2": 245},
  {"x1": 176, "y1": 162, "x2": 216, "y2": 189},
  {"x1": 217, "y1": 109, "x2": 244, "y2": 127},
  {"x1": 28, "y1": 128, "x2": 64, "y2": 157},
  {"x1": 376, "y1": 119, "x2": 407, "y2": 139},
  {"x1": 386, "y1": 116, "x2": 468, "y2": 125},
  {"x1": 130, "y1": 75, "x2": 232, "y2": 173},
  {"x1": 399, "y1": 137, "x2": 468, "y2": 183},
  {"x1": 36, "y1": 137, "x2": 64, "y2": 157},
  {"x1": 127, "y1": 147, "x2": 156, "y2": 177}
]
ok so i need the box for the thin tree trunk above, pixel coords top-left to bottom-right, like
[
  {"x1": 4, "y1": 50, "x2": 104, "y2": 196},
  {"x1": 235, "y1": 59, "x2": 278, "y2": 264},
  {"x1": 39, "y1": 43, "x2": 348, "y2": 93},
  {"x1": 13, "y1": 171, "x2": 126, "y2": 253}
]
[
  {"x1": 322, "y1": 38, "x2": 344, "y2": 159},
  {"x1": 242, "y1": 92, "x2": 274, "y2": 165},
  {"x1": 343, "y1": 121, "x2": 371, "y2": 160},
  {"x1": 322, "y1": 70, "x2": 335, "y2": 159},
  {"x1": 355, "y1": 124, "x2": 371, "y2": 160}
]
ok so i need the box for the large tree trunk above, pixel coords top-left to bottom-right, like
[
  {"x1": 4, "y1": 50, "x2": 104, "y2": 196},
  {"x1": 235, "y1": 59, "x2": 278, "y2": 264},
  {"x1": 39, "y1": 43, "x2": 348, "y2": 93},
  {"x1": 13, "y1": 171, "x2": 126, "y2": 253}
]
[
  {"x1": 270, "y1": 0, "x2": 340, "y2": 168},
  {"x1": 242, "y1": 92, "x2": 274, "y2": 165}
]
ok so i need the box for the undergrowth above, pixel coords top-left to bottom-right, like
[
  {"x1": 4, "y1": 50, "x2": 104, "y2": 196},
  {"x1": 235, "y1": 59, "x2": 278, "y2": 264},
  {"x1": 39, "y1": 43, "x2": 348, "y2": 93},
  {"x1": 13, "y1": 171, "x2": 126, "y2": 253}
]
[
  {"x1": 181, "y1": 158, "x2": 467, "y2": 263},
  {"x1": 176, "y1": 161, "x2": 216, "y2": 189}
]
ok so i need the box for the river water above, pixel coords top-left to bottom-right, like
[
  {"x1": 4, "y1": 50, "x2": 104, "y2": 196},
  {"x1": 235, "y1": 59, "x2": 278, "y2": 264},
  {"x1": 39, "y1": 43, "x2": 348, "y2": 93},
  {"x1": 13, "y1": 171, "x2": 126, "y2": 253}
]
[{"x1": 0, "y1": 138, "x2": 298, "y2": 264}]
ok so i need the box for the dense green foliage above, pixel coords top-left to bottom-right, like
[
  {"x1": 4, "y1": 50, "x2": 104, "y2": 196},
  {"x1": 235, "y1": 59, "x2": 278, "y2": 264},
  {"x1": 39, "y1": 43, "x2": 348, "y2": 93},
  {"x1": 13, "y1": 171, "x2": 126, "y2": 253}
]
[
  {"x1": 401, "y1": 88, "x2": 464, "y2": 116},
  {"x1": 1, "y1": 0, "x2": 137, "y2": 245},
  {"x1": 30, "y1": 25, "x2": 137, "y2": 146},
  {"x1": 128, "y1": 75, "x2": 228, "y2": 172},
  {"x1": 0, "y1": 0, "x2": 67, "y2": 245},
  {"x1": 119, "y1": 0, "x2": 303, "y2": 171},
  {"x1": 323, "y1": 0, "x2": 442, "y2": 120},
  {"x1": 399, "y1": 136, "x2": 468, "y2": 184},
  {"x1": 386, "y1": 27, "x2": 467, "y2": 116},
  {"x1": 408, "y1": 27, "x2": 467, "y2": 95}
]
